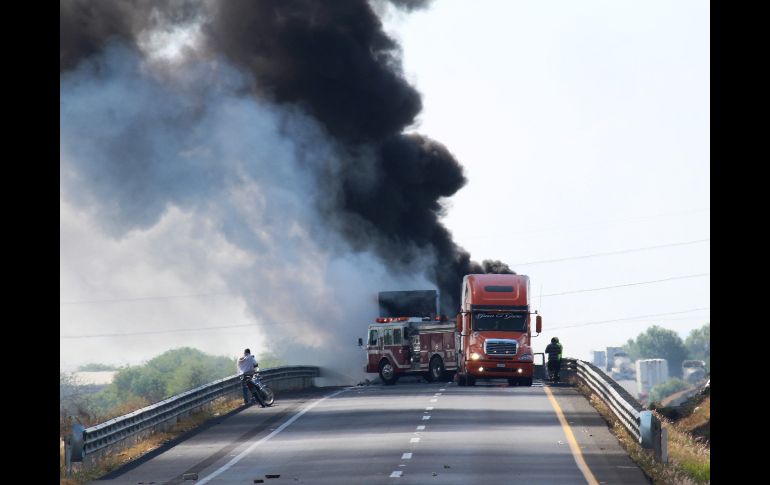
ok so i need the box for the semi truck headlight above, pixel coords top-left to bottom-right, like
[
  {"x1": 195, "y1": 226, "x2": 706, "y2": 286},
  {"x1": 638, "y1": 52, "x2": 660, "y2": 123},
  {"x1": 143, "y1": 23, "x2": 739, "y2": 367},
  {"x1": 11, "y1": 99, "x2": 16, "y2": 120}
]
[
  {"x1": 518, "y1": 354, "x2": 533, "y2": 362},
  {"x1": 471, "y1": 352, "x2": 481, "y2": 361},
  {"x1": 517, "y1": 368, "x2": 523, "y2": 373},
  {"x1": 478, "y1": 367, "x2": 484, "y2": 372}
]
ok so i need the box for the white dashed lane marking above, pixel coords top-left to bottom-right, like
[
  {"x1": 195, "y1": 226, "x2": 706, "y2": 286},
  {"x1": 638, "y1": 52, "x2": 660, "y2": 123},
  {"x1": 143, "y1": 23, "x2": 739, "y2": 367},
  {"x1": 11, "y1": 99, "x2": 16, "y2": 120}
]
[{"x1": 388, "y1": 388, "x2": 448, "y2": 479}]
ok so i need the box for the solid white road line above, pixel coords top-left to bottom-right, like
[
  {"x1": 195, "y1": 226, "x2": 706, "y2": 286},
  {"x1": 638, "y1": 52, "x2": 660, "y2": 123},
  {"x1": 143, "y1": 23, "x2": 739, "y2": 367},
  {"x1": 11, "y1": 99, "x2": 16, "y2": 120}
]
[
  {"x1": 196, "y1": 388, "x2": 348, "y2": 484},
  {"x1": 390, "y1": 471, "x2": 403, "y2": 478},
  {"x1": 402, "y1": 453, "x2": 413, "y2": 459}
]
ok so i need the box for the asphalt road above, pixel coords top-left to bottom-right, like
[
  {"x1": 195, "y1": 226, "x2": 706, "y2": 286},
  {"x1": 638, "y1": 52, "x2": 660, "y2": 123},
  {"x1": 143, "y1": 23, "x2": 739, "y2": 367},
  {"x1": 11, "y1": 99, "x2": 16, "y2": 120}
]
[{"x1": 93, "y1": 379, "x2": 649, "y2": 484}]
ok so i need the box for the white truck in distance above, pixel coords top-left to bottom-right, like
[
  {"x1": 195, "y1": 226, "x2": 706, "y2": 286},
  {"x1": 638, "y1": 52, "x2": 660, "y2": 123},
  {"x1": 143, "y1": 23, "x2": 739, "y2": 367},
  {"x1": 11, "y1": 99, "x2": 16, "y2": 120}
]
[{"x1": 636, "y1": 358, "x2": 668, "y2": 401}]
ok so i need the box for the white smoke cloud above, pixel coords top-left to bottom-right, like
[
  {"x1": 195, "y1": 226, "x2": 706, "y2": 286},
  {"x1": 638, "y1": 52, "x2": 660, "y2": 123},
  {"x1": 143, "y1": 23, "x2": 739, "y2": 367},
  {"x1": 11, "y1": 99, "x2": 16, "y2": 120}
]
[{"x1": 60, "y1": 43, "x2": 434, "y2": 384}]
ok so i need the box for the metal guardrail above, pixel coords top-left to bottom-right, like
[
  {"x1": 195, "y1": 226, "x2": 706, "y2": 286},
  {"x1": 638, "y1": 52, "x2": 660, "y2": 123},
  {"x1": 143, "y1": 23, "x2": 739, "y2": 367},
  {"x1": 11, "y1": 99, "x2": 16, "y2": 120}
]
[
  {"x1": 572, "y1": 359, "x2": 666, "y2": 462},
  {"x1": 68, "y1": 366, "x2": 319, "y2": 464},
  {"x1": 575, "y1": 360, "x2": 643, "y2": 441}
]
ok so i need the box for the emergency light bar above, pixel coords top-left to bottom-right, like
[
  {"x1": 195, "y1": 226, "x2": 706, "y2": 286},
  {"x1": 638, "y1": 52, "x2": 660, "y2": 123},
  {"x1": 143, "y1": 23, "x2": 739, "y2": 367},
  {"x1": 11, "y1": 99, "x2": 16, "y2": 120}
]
[{"x1": 375, "y1": 315, "x2": 447, "y2": 323}]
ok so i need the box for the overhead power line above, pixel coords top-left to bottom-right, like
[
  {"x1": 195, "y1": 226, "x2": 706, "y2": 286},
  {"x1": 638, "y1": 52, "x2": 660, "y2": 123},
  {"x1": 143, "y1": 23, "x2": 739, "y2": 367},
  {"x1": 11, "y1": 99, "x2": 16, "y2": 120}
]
[
  {"x1": 540, "y1": 273, "x2": 709, "y2": 298},
  {"x1": 548, "y1": 307, "x2": 709, "y2": 331},
  {"x1": 512, "y1": 238, "x2": 710, "y2": 267}
]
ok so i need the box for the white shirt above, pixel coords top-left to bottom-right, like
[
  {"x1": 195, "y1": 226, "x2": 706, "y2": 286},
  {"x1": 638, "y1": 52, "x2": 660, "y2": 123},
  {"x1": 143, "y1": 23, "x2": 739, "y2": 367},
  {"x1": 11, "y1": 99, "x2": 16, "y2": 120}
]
[{"x1": 237, "y1": 354, "x2": 257, "y2": 375}]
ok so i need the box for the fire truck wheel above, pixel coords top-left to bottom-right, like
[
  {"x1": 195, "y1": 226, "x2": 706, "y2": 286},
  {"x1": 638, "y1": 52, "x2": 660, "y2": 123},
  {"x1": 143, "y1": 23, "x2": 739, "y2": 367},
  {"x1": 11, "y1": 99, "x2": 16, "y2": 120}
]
[
  {"x1": 467, "y1": 376, "x2": 476, "y2": 386},
  {"x1": 507, "y1": 378, "x2": 518, "y2": 386},
  {"x1": 427, "y1": 357, "x2": 444, "y2": 382},
  {"x1": 457, "y1": 374, "x2": 467, "y2": 386},
  {"x1": 522, "y1": 377, "x2": 533, "y2": 386},
  {"x1": 379, "y1": 360, "x2": 397, "y2": 385}
]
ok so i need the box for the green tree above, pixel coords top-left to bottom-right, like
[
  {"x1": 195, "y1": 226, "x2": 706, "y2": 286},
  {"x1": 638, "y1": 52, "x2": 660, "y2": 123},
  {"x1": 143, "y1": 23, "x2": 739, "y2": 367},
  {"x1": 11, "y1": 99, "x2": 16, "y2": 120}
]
[
  {"x1": 77, "y1": 363, "x2": 119, "y2": 371},
  {"x1": 624, "y1": 325, "x2": 689, "y2": 377},
  {"x1": 256, "y1": 351, "x2": 288, "y2": 369},
  {"x1": 70, "y1": 348, "x2": 259, "y2": 422},
  {"x1": 685, "y1": 322, "x2": 710, "y2": 372},
  {"x1": 649, "y1": 378, "x2": 690, "y2": 405},
  {"x1": 60, "y1": 372, "x2": 95, "y2": 434}
]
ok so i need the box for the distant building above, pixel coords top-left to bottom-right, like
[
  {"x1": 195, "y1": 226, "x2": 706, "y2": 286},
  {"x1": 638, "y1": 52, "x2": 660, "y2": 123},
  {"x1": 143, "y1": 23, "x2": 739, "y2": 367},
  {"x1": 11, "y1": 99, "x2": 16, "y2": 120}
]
[{"x1": 591, "y1": 350, "x2": 606, "y2": 369}]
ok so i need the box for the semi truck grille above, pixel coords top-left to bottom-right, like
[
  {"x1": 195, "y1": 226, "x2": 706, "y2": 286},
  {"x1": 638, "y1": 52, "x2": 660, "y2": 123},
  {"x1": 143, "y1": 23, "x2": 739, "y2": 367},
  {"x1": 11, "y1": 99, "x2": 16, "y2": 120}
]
[{"x1": 485, "y1": 339, "x2": 518, "y2": 356}]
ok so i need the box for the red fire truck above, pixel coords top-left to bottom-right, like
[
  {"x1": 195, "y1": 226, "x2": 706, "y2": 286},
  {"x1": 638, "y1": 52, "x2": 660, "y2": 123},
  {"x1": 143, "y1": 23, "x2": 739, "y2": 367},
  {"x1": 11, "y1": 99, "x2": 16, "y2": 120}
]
[{"x1": 364, "y1": 290, "x2": 458, "y2": 385}]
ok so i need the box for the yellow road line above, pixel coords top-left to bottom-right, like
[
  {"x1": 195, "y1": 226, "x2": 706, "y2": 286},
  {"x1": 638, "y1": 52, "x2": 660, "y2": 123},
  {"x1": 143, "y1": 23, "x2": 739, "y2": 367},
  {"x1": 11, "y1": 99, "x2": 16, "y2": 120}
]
[{"x1": 544, "y1": 386, "x2": 600, "y2": 485}]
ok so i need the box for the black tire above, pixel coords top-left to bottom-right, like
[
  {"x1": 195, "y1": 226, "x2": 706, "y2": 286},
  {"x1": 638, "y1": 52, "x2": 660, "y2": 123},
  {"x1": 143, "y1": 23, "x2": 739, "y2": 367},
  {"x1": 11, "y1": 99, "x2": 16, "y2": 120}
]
[
  {"x1": 260, "y1": 386, "x2": 275, "y2": 406},
  {"x1": 467, "y1": 376, "x2": 476, "y2": 386},
  {"x1": 507, "y1": 378, "x2": 518, "y2": 386},
  {"x1": 379, "y1": 360, "x2": 397, "y2": 385},
  {"x1": 457, "y1": 374, "x2": 467, "y2": 386},
  {"x1": 522, "y1": 377, "x2": 533, "y2": 387},
  {"x1": 428, "y1": 357, "x2": 445, "y2": 382}
]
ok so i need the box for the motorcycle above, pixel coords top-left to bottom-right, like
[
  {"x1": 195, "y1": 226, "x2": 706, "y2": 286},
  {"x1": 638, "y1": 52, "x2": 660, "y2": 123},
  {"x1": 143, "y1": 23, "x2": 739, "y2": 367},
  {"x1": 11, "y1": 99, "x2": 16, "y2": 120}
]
[{"x1": 240, "y1": 367, "x2": 275, "y2": 407}]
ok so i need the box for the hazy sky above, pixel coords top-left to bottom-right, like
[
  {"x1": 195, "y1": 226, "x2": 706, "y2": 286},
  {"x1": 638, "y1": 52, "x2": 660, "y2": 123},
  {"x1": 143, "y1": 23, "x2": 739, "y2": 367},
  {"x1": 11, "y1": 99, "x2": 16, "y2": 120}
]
[
  {"x1": 386, "y1": 0, "x2": 710, "y2": 360},
  {"x1": 60, "y1": 0, "x2": 709, "y2": 375}
]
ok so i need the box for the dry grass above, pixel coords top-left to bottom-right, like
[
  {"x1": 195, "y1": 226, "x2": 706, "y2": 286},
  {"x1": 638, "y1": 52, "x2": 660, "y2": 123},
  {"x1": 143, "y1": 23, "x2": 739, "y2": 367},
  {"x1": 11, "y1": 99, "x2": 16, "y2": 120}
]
[
  {"x1": 60, "y1": 396, "x2": 243, "y2": 484},
  {"x1": 576, "y1": 382, "x2": 710, "y2": 484},
  {"x1": 662, "y1": 396, "x2": 710, "y2": 483}
]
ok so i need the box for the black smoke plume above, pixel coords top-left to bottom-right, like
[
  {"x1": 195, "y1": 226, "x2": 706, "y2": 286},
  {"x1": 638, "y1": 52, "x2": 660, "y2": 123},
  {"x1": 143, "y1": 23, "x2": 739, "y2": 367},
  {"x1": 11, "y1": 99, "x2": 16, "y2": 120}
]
[{"x1": 60, "y1": 0, "x2": 512, "y2": 314}]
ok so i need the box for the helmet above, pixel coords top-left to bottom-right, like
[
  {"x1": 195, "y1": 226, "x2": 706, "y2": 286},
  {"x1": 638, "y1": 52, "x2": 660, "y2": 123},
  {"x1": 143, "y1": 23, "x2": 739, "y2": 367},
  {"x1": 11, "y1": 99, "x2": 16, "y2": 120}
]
[{"x1": 551, "y1": 337, "x2": 559, "y2": 343}]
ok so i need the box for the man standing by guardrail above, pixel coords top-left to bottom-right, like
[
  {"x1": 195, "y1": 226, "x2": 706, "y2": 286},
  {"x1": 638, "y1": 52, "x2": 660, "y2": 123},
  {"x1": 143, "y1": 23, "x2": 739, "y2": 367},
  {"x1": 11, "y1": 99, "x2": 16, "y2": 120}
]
[{"x1": 545, "y1": 337, "x2": 563, "y2": 383}]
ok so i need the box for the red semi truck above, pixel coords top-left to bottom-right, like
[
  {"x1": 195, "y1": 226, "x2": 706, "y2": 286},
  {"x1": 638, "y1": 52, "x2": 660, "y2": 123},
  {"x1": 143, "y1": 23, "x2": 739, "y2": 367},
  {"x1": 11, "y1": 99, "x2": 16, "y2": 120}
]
[
  {"x1": 363, "y1": 274, "x2": 542, "y2": 386},
  {"x1": 455, "y1": 274, "x2": 542, "y2": 386}
]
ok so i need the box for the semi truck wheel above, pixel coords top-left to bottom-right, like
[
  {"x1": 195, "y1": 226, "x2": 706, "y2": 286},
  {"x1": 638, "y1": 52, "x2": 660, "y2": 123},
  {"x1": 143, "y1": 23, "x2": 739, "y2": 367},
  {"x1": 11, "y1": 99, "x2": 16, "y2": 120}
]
[{"x1": 379, "y1": 360, "x2": 397, "y2": 385}]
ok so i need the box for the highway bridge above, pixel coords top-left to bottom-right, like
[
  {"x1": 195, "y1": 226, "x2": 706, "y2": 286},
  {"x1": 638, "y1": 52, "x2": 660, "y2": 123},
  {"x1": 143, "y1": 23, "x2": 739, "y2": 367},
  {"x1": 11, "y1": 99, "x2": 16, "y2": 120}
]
[{"x1": 90, "y1": 377, "x2": 649, "y2": 484}]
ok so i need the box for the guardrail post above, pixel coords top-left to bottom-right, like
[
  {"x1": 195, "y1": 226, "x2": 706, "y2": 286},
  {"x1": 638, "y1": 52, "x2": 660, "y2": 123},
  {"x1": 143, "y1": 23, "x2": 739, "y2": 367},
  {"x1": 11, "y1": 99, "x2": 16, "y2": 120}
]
[
  {"x1": 658, "y1": 427, "x2": 668, "y2": 463},
  {"x1": 63, "y1": 436, "x2": 72, "y2": 474},
  {"x1": 70, "y1": 423, "x2": 85, "y2": 463},
  {"x1": 639, "y1": 410, "x2": 666, "y2": 461}
]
